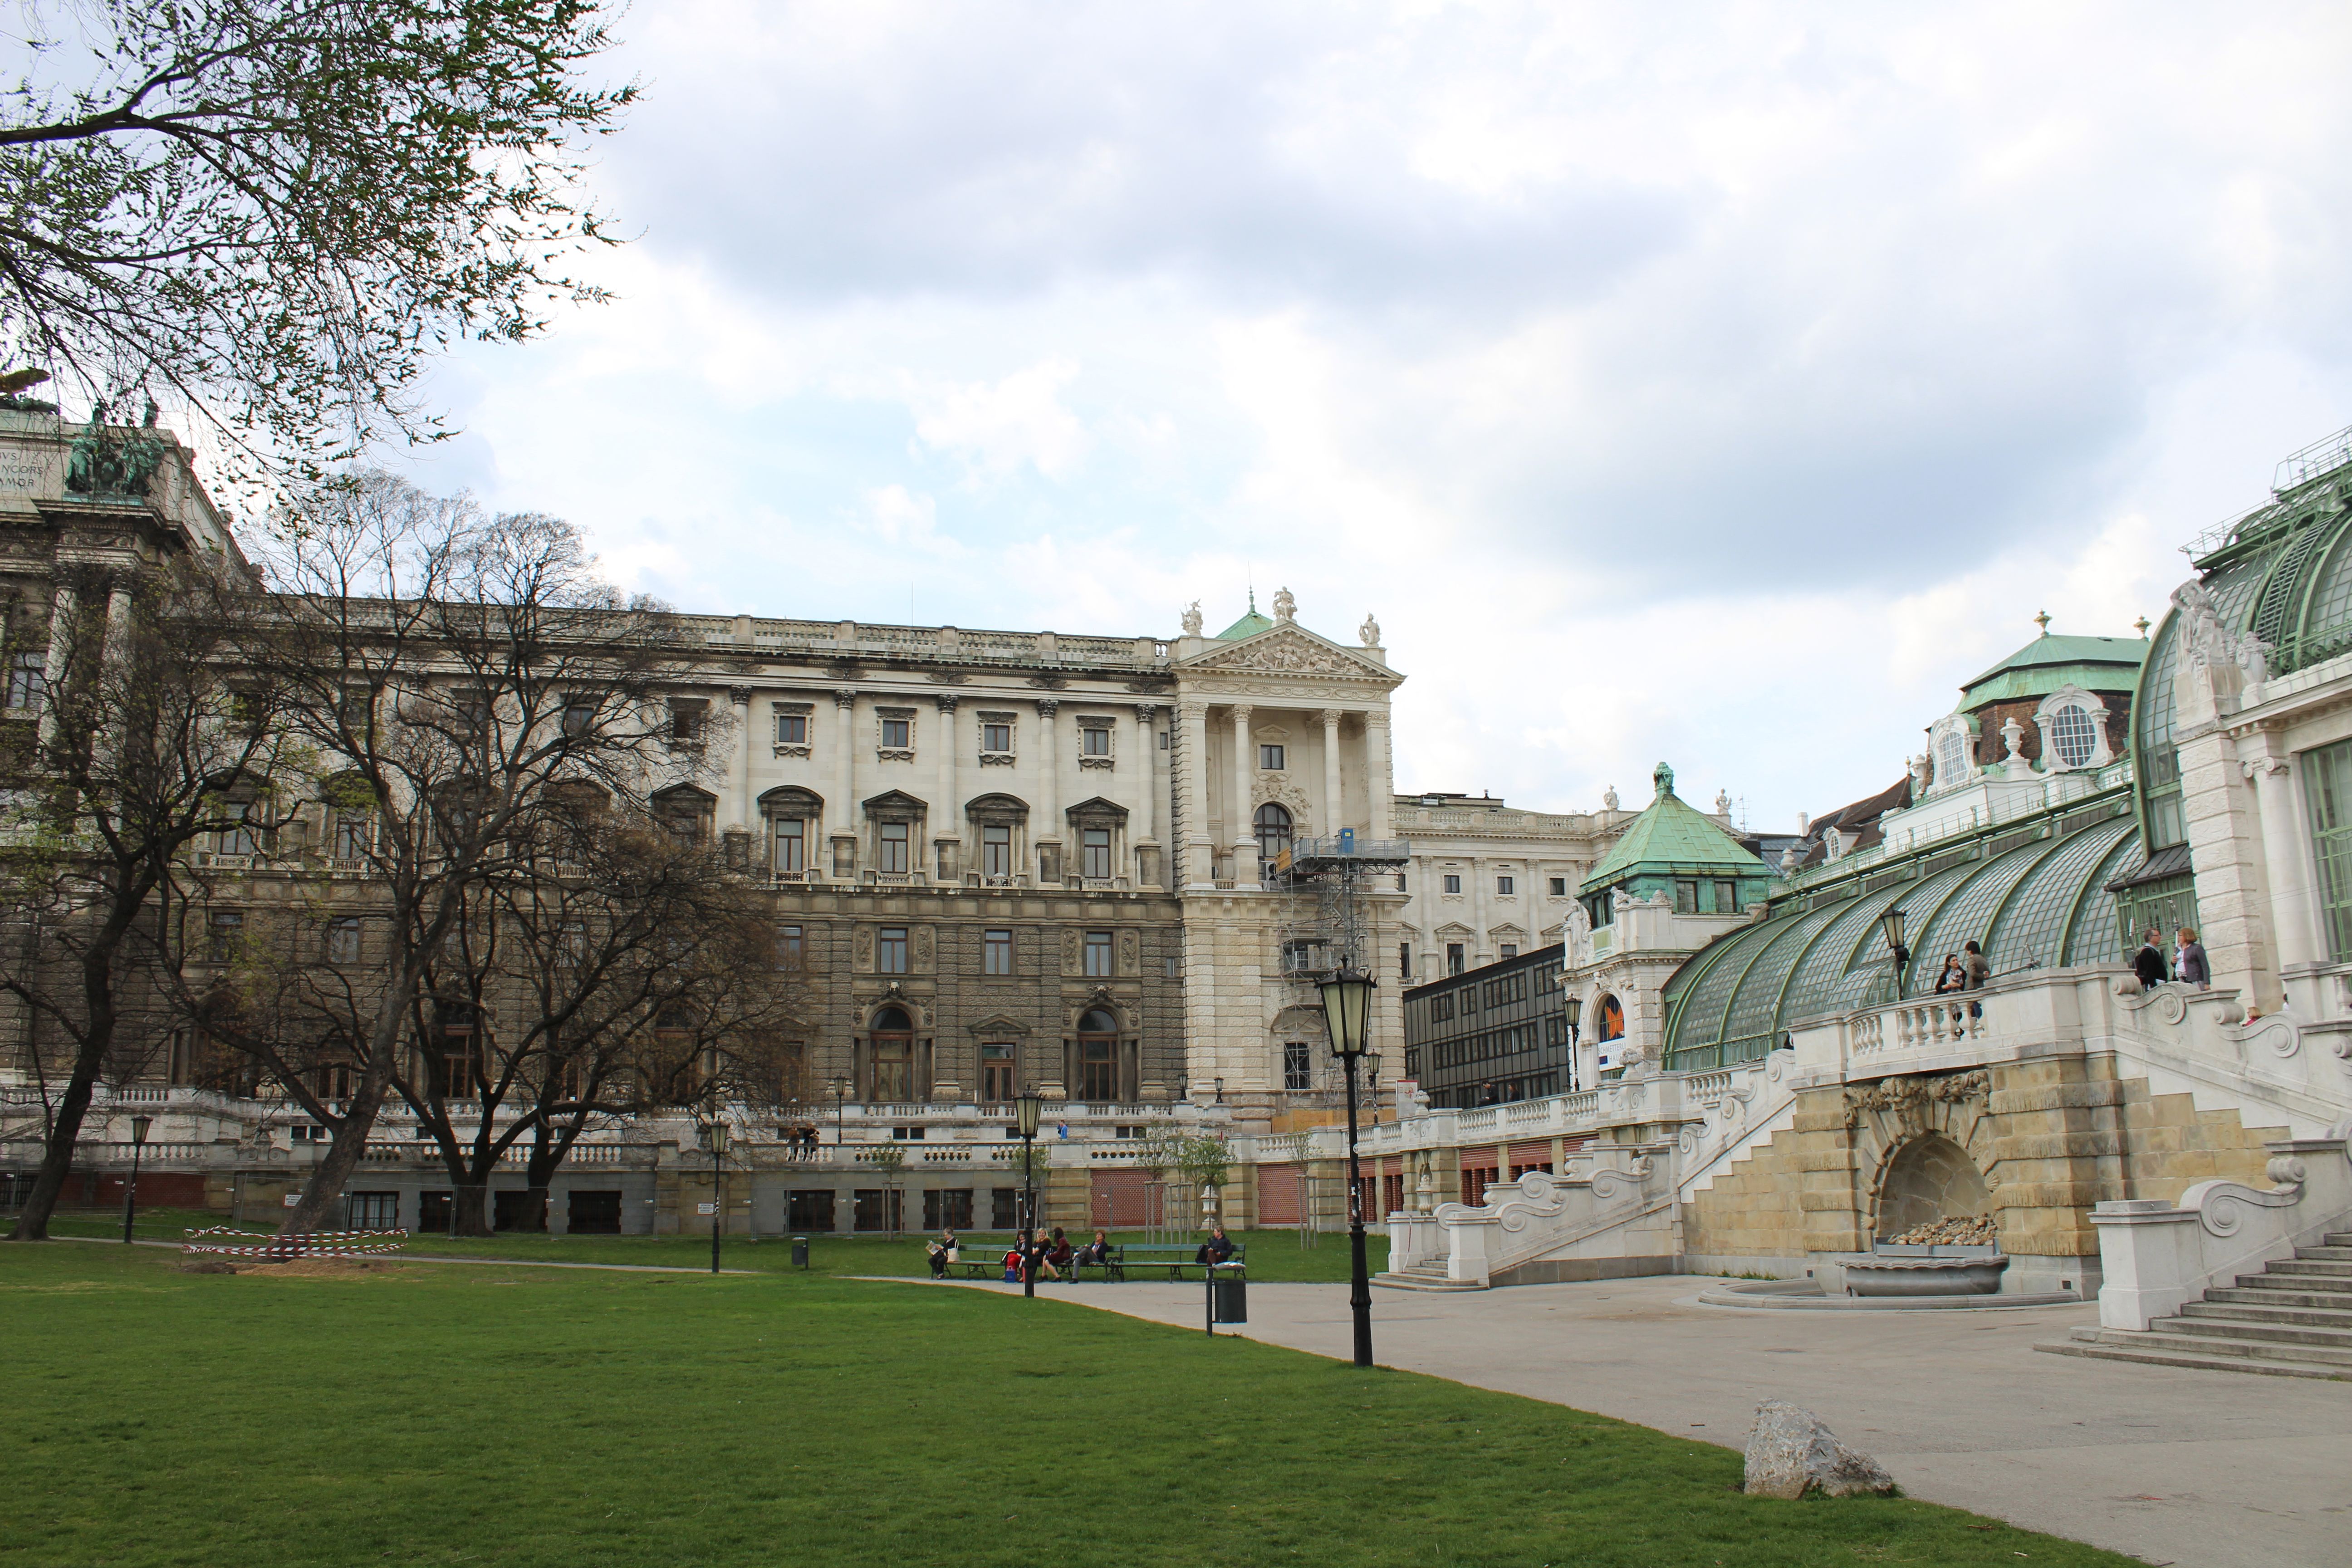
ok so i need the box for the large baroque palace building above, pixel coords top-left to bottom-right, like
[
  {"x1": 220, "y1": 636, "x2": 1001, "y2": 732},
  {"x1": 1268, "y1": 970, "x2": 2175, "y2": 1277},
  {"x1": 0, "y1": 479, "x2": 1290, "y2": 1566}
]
[{"x1": 0, "y1": 407, "x2": 1639, "y2": 1234}]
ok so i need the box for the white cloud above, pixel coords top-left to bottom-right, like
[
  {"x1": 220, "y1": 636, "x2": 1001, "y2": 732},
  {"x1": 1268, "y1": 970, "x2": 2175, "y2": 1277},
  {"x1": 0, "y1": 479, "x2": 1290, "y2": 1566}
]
[{"x1": 386, "y1": 0, "x2": 2352, "y2": 832}]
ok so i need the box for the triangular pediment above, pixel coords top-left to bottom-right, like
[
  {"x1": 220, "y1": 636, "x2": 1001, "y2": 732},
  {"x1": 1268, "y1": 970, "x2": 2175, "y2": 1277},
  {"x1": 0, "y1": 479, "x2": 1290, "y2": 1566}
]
[
  {"x1": 964, "y1": 1012, "x2": 1032, "y2": 1037},
  {"x1": 1177, "y1": 622, "x2": 1397, "y2": 682}
]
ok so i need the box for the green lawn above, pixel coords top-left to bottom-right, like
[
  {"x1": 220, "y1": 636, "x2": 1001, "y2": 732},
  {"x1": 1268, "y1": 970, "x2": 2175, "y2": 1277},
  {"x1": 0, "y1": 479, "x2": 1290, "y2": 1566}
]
[
  {"x1": 2, "y1": 1243, "x2": 2136, "y2": 1567},
  {"x1": 37, "y1": 1207, "x2": 1387, "y2": 1283}
]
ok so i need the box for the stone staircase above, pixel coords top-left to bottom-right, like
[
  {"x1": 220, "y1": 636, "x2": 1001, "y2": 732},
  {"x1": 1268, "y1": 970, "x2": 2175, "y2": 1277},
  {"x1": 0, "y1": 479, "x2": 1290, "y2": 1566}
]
[
  {"x1": 2039, "y1": 1231, "x2": 2352, "y2": 1381},
  {"x1": 1372, "y1": 1260, "x2": 1487, "y2": 1292}
]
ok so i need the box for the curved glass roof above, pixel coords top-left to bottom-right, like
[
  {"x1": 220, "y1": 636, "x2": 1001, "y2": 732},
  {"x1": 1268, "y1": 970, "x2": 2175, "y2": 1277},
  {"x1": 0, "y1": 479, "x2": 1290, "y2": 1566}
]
[{"x1": 1662, "y1": 816, "x2": 2140, "y2": 1064}]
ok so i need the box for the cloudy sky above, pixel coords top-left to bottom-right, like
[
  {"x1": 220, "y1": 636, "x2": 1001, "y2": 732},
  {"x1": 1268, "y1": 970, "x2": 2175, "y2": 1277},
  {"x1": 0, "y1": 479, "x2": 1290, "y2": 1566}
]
[{"x1": 393, "y1": 1, "x2": 2352, "y2": 833}]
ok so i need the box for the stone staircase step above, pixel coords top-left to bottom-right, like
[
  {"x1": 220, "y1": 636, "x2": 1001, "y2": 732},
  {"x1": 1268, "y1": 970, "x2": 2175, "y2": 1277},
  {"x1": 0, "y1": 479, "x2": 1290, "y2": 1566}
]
[
  {"x1": 2178, "y1": 1299, "x2": 2352, "y2": 1329},
  {"x1": 2209, "y1": 1286, "x2": 2352, "y2": 1311},
  {"x1": 2036, "y1": 1332, "x2": 2352, "y2": 1381},
  {"x1": 2235, "y1": 1269, "x2": 2352, "y2": 1291},
  {"x1": 2160, "y1": 1313, "x2": 2352, "y2": 1348},
  {"x1": 2320, "y1": 1233, "x2": 2352, "y2": 1248},
  {"x1": 2291, "y1": 1245, "x2": 2352, "y2": 1261},
  {"x1": 1371, "y1": 1270, "x2": 1485, "y2": 1292},
  {"x1": 2065, "y1": 1325, "x2": 2352, "y2": 1368},
  {"x1": 2272, "y1": 1255, "x2": 2352, "y2": 1273}
]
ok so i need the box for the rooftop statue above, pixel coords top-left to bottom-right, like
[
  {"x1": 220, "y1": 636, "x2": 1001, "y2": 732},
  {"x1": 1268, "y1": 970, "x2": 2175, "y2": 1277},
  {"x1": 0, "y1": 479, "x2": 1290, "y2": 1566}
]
[
  {"x1": 64, "y1": 402, "x2": 164, "y2": 500},
  {"x1": 1654, "y1": 760, "x2": 1675, "y2": 798},
  {"x1": 1273, "y1": 586, "x2": 1296, "y2": 623},
  {"x1": 1181, "y1": 600, "x2": 1204, "y2": 636},
  {"x1": 1359, "y1": 612, "x2": 1380, "y2": 647},
  {"x1": 1603, "y1": 785, "x2": 1619, "y2": 811}
]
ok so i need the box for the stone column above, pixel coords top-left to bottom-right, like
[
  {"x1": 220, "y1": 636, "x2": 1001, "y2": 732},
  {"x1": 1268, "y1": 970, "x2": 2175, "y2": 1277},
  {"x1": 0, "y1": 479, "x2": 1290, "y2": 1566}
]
[
  {"x1": 1470, "y1": 854, "x2": 1489, "y2": 966},
  {"x1": 1319, "y1": 708, "x2": 1344, "y2": 835},
  {"x1": 1034, "y1": 697, "x2": 1060, "y2": 881},
  {"x1": 723, "y1": 686, "x2": 754, "y2": 870},
  {"x1": 1179, "y1": 700, "x2": 1213, "y2": 888},
  {"x1": 1366, "y1": 710, "x2": 1394, "y2": 840},
  {"x1": 34, "y1": 581, "x2": 78, "y2": 751},
  {"x1": 2246, "y1": 741, "x2": 2323, "y2": 984},
  {"x1": 831, "y1": 689, "x2": 858, "y2": 880},
  {"x1": 1229, "y1": 703, "x2": 1255, "y2": 887},
  {"x1": 1133, "y1": 702, "x2": 1160, "y2": 882},
  {"x1": 934, "y1": 693, "x2": 960, "y2": 882}
]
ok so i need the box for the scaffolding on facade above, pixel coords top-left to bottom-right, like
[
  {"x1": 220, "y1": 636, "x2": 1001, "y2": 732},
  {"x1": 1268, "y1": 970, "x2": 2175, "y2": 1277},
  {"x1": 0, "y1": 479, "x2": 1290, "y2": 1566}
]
[{"x1": 1268, "y1": 831, "x2": 1411, "y2": 1095}]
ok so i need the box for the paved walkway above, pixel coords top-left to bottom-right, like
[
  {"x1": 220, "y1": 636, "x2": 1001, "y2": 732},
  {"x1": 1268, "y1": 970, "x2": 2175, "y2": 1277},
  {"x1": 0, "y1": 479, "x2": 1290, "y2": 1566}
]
[{"x1": 933, "y1": 1274, "x2": 2352, "y2": 1568}]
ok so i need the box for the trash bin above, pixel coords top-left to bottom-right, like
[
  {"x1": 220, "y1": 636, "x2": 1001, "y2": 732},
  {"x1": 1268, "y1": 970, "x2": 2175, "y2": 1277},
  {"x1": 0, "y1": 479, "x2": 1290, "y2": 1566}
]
[
  {"x1": 791, "y1": 1236, "x2": 809, "y2": 1269},
  {"x1": 1212, "y1": 1267, "x2": 1247, "y2": 1325}
]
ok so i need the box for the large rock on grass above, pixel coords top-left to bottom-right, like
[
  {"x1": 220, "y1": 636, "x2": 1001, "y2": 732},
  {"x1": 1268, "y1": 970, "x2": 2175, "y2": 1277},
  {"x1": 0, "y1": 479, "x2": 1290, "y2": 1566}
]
[{"x1": 1742, "y1": 1401, "x2": 1896, "y2": 1499}]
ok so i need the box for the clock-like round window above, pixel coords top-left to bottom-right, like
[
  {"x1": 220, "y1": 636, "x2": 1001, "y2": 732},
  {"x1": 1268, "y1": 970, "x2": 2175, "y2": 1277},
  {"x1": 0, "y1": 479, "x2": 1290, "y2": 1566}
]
[{"x1": 2049, "y1": 704, "x2": 2098, "y2": 769}]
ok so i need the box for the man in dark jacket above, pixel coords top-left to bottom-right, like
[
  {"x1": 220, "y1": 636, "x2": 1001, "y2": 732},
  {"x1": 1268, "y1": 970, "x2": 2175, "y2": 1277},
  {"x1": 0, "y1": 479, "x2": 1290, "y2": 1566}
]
[
  {"x1": 1194, "y1": 1226, "x2": 1237, "y2": 1267},
  {"x1": 2132, "y1": 930, "x2": 2170, "y2": 988}
]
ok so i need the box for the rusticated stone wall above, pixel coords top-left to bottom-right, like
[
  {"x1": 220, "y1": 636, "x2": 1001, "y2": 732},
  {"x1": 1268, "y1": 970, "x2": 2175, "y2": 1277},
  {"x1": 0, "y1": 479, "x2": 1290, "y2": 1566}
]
[{"x1": 1679, "y1": 1054, "x2": 2290, "y2": 1293}]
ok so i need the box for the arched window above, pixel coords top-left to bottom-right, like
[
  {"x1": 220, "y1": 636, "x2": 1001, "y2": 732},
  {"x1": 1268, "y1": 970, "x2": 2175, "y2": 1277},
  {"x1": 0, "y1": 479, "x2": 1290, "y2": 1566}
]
[
  {"x1": 1254, "y1": 802, "x2": 1292, "y2": 865},
  {"x1": 1935, "y1": 727, "x2": 1969, "y2": 792},
  {"x1": 1076, "y1": 1008, "x2": 1119, "y2": 1101},
  {"x1": 869, "y1": 1005, "x2": 914, "y2": 1101},
  {"x1": 1596, "y1": 994, "x2": 1624, "y2": 1042}
]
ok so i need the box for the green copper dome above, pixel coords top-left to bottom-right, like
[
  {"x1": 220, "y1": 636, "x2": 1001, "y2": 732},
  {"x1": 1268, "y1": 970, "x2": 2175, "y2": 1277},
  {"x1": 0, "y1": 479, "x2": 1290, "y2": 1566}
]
[
  {"x1": 1580, "y1": 761, "x2": 1766, "y2": 897},
  {"x1": 1215, "y1": 590, "x2": 1274, "y2": 641},
  {"x1": 1958, "y1": 632, "x2": 2147, "y2": 707}
]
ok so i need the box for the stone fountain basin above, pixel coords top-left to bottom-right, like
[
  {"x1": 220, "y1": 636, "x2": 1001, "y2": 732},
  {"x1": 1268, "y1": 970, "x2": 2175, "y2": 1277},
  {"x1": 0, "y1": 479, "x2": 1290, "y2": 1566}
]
[{"x1": 1834, "y1": 1245, "x2": 2007, "y2": 1297}]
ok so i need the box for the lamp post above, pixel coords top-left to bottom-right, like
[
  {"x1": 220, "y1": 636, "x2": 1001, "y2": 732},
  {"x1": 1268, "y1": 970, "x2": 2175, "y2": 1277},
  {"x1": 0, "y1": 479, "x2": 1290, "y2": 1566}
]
[
  {"x1": 1318, "y1": 965, "x2": 1376, "y2": 1369},
  {"x1": 1563, "y1": 994, "x2": 1583, "y2": 1092},
  {"x1": 1015, "y1": 1090, "x2": 1043, "y2": 1298},
  {"x1": 120, "y1": 1113, "x2": 152, "y2": 1244},
  {"x1": 706, "y1": 1120, "x2": 730, "y2": 1275},
  {"x1": 1880, "y1": 906, "x2": 1910, "y2": 994},
  {"x1": 828, "y1": 1075, "x2": 849, "y2": 1145}
]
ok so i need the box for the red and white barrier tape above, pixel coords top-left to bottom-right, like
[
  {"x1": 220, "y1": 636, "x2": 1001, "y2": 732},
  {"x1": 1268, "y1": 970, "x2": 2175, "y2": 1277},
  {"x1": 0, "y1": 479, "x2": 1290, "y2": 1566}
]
[{"x1": 183, "y1": 1225, "x2": 409, "y2": 1259}]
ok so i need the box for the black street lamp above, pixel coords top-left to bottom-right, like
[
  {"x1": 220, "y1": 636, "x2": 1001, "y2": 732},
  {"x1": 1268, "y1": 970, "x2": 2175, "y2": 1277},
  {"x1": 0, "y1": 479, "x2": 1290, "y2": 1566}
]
[
  {"x1": 1880, "y1": 906, "x2": 1910, "y2": 990},
  {"x1": 828, "y1": 1074, "x2": 849, "y2": 1144},
  {"x1": 1318, "y1": 966, "x2": 1376, "y2": 1369},
  {"x1": 1563, "y1": 994, "x2": 1583, "y2": 1092},
  {"x1": 120, "y1": 1113, "x2": 152, "y2": 1244},
  {"x1": 706, "y1": 1120, "x2": 730, "y2": 1275},
  {"x1": 1015, "y1": 1090, "x2": 1043, "y2": 1299}
]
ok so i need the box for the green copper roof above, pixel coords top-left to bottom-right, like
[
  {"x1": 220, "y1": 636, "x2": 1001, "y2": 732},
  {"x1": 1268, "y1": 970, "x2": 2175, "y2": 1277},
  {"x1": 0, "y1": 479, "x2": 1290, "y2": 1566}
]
[
  {"x1": 1959, "y1": 632, "x2": 2147, "y2": 706},
  {"x1": 1215, "y1": 591, "x2": 1274, "y2": 641},
  {"x1": 1580, "y1": 762, "x2": 1765, "y2": 895}
]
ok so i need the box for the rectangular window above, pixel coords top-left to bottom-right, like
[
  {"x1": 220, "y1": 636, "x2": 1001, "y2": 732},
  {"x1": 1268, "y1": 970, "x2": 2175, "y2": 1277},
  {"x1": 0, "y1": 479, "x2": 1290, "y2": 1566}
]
[
  {"x1": 1715, "y1": 880, "x2": 1739, "y2": 914},
  {"x1": 923, "y1": 1189, "x2": 975, "y2": 1230},
  {"x1": 1548, "y1": 877, "x2": 1567, "y2": 897},
  {"x1": 2149, "y1": 790, "x2": 2185, "y2": 848},
  {"x1": 1082, "y1": 828, "x2": 1111, "y2": 880},
  {"x1": 1282, "y1": 1041, "x2": 1311, "y2": 1092},
  {"x1": 1443, "y1": 873, "x2": 1462, "y2": 894},
  {"x1": 1674, "y1": 879, "x2": 1698, "y2": 914},
  {"x1": 853, "y1": 1189, "x2": 905, "y2": 1233},
  {"x1": 1499, "y1": 943, "x2": 1517, "y2": 960},
  {"x1": 877, "y1": 926, "x2": 909, "y2": 974},
  {"x1": 984, "y1": 929, "x2": 1012, "y2": 975},
  {"x1": 1496, "y1": 875, "x2": 1515, "y2": 895},
  {"x1": 1446, "y1": 942, "x2": 1465, "y2": 975},
  {"x1": 1259, "y1": 744, "x2": 1284, "y2": 770},
  {"x1": 881, "y1": 718, "x2": 910, "y2": 748},
  {"x1": 787, "y1": 1190, "x2": 836, "y2": 1231},
  {"x1": 333, "y1": 812, "x2": 372, "y2": 860},
  {"x1": 776, "y1": 712, "x2": 807, "y2": 745},
  {"x1": 777, "y1": 924, "x2": 803, "y2": 966},
  {"x1": 1081, "y1": 725, "x2": 1111, "y2": 756},
  {"x1": 878, "y1": 821, "x2": 909, "y2": 874},
  {"x1": 669, "y1": 702, "x2": 704, "y2": 743},
  {"x1": 218, "y1": 800, "x2": 262, "y2": 857},
  {"x1": 982, "y1": 722, "x2": 1012, "y2": 754},
  {"x1": 346, "y1": 1192, "x2": 399, "y2": 1230},
  {"x1": 774, "y1": 816, "x2": 805, "y2": 872},
  {"x1": 981, "y1": 823, "x2": 1011, "y2": 878},
  {"x1": 207, "y1": 910, "x2": 243, "y2": 961},
  {"x1": 1398, "y1": 942, "x2": 1412, "y2": 980},
  {"x1": 6, "y1": 651, "x2": 45, "y2": 710},
  {"x1": 325, "y1": 917, "x2": 361, "y2": 965},
  {"x1": 2308, "y1": 739, "x2": 2352, "y2": 960},
  {"x1": 981, "y1": 1044, "x2": 1017, "y2": 1101},
  {"x1": 562, "y1": 700, "x2": 595, "y2": 736},
  {"x1": 1078, "y1": 1037, "x2": 1117, "y2": 1100},
  {"x1": 991, "y1": 1187, "x2": 1019, "y2": 1230},
  {"x1": 1084, "y1": 931, "x2": 1113, "y2": 976}
]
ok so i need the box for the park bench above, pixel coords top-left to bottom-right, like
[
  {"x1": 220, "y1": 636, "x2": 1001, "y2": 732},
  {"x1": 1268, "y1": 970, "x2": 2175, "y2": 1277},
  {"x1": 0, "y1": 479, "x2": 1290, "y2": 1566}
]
[{"x1": 1097, "y1": 1243, "x2": 1246, "y2": 1282}]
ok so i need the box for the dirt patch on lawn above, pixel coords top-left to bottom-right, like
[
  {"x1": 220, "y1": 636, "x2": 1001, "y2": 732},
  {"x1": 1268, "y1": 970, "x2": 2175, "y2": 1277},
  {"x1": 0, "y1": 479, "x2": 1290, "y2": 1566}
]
[{"x1": 226, "y1": 1258, "x2": 403, "y2": 1279}]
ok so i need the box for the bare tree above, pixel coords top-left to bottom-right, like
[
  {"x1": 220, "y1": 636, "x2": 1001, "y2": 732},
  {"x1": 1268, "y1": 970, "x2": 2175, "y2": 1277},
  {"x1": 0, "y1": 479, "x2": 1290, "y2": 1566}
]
[
  {"x1": 0, "y1": 556, "x2": 291, "y2": 1240},
  {"x1": 0, "y1": 0, "x2": 634, "y2": 495},
  {"x1": 213, "y1": 473, "x2": 702, "y2": 1235}
]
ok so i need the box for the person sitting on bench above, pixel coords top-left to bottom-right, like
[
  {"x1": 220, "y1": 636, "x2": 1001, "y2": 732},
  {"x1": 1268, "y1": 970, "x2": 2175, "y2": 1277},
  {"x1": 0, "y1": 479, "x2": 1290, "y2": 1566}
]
[
  {"x1": 1194, "y1": 1225, "x2": 1236, "y2": 1266},
  {"x1": 1077, "y1": 1229, "x2": 1112, "y2": 1265},
  {"x1": 926, "y1": 1228, "x2": 958, "y2": 1279}
]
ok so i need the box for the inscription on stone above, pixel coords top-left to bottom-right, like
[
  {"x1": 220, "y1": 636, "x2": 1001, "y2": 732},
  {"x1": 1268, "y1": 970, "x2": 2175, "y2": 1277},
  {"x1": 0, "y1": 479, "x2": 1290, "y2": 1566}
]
[{"x1": 0, "y1": 445, "x2": 48, "y2": 495}]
